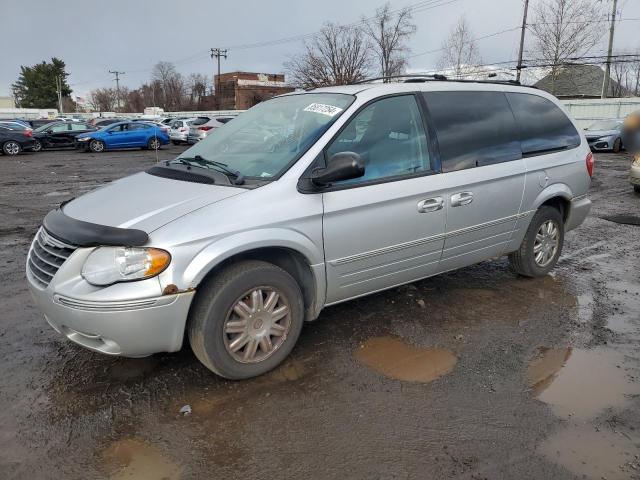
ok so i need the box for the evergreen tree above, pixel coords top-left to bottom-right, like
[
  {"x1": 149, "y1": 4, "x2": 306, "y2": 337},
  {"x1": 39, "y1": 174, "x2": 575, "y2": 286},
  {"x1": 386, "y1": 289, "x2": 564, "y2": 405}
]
[{"x1": 11, "y1": 58, "x2": 72, "y2": 108}]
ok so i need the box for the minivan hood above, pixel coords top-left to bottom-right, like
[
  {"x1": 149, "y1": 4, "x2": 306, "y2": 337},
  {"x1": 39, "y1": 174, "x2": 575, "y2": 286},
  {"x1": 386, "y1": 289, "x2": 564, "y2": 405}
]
[{"x1": 62, "y1": 172, "x2": 245, "y2": 232}]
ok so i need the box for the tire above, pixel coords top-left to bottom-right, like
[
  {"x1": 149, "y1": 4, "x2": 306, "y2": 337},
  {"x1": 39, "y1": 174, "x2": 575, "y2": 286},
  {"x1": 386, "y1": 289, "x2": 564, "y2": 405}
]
[
  {"x1": 188, "y1": 260, "x2": 304, "y2": 379},
  {"x1": 89, "y1": 139, "x2": 105, "y2": 153},
  {"x1": 31, "y1": 139, "x2": 43, "y2": 153},
  {"x1": 613, "y1": 138, "x2": 622, "y2": 153},
  {"x1": 171, "y1": 140, "x2": 180, "y2": 145},
  {"x1": 509, "y1": 205, "x2": 564, "y2": 278},
  {"x1": 634, "y1": 185, "x2": 640, "y2": 193},
  {"x1": 2, "y1": 141, "x2": 21, "y2": 156},
  {"x1": 147, "y1": 137, "x2": 160, "y2": 150}
]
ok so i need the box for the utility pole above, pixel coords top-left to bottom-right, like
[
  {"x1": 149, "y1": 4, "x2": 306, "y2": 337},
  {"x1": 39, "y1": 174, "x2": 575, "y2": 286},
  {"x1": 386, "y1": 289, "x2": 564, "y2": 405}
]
[
  {"x1": 601, "y1": 0, "x2": 618, "y2": 99},
  {"x1": 515, "y1": 0, "x2": 530, "y2": 83},
  {"x1": 56, "y1": 76, "x2": 63, "y2": 114},
  {"x1": 109, "y1": 70, "x2": 125, "y2": 110},
  {"x1": 210, "y1": 48, "x2": 227, "y2": 110}
]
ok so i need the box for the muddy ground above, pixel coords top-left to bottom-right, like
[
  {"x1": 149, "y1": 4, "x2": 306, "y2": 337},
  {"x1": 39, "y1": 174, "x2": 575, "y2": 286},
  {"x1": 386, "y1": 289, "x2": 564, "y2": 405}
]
[{"x1": 0, "y1": 146, "x2": 638, "y2": 480}]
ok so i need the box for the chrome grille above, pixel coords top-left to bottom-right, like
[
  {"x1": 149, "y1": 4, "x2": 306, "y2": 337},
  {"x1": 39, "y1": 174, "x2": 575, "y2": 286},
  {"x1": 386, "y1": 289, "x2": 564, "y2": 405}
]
[{"x1": 27, "y1": 228, "x2": 77, "y2": 288}]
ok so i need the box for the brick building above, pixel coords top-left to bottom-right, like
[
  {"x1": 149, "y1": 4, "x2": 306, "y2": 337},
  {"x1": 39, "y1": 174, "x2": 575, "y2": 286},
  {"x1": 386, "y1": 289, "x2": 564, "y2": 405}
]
[{"x1": 214, "y1": 72, "x2": 295, "y2": 110}]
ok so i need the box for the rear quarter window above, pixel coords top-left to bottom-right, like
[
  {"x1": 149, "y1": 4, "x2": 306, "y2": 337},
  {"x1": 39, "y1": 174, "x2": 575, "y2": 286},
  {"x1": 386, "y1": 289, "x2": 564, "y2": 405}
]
[
  {"x1": 422, "y1": 91, "x2": 522, "y2": 172},
  {"x1": 505, "y1": 93, "x2": 580, "y2": 155}
]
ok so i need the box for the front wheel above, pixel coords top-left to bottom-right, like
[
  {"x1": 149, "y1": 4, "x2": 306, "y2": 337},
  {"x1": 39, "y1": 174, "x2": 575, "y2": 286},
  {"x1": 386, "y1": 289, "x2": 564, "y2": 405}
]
[
  {"x1": 613, "y1": 138, "x2": 622, "y2": 153},
  {"x1": 31, "y1": 139, "x2": 43, "y2": 152},
  {"x1": 188, "y1": 260, "x2": 304, "y2": 379},
  {"x1": 2, "y1": 141, "x2": 21, "y2": 156},
  {"x1": 89, "y1": 139, "x2": 105, "y2": 153},
  {"x1": 509, "y1": 205, "x2": 564, "y2": 277}
]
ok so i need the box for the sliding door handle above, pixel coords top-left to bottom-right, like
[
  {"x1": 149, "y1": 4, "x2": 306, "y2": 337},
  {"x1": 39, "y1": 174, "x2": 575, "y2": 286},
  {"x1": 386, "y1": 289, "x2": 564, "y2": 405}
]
[{"x1": 451, "y1": 191, "x2": 474, "y2": 207}]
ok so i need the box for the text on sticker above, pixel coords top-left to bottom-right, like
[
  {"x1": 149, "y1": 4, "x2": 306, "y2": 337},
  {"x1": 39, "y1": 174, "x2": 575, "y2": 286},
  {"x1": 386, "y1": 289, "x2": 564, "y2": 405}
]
[{"x1": 303, "y1": 103, "x2": 344, "y2": 117}]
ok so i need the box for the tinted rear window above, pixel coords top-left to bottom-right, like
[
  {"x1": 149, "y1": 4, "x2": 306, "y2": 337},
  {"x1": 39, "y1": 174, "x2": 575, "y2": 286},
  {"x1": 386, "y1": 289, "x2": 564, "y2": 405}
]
[
  {"x1": 423, "y1": 91, "x2": 522, "y2": 172},
  {"x1": 192, "y1": 117, "x2": 209, "y2": 126},
  {"x1": 506, "y1": 93, "x2": 580, "y2": 155}
]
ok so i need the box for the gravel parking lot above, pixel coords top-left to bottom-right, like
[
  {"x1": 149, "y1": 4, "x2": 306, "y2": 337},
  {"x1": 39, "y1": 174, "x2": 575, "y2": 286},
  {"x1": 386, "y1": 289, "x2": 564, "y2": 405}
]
[{"x1": 1, "y1": 146, "x2": 639, "y2": 479}]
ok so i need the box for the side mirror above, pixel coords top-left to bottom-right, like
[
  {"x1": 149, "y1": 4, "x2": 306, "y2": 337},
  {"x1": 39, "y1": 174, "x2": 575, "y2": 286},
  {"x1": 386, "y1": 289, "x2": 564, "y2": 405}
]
[
  {"x1": 311, "y1": 152, "x2": 365, "y2": 187},
  {"x1": 107, "y1": 130, "x2": 113, "y2": 134}
]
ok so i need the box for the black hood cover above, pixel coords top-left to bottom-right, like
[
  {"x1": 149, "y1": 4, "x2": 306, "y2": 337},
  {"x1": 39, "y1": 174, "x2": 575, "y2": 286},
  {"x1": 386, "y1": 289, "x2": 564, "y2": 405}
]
[{"x1": 43, "y1": 208, "x2": 148, "y2": 247}]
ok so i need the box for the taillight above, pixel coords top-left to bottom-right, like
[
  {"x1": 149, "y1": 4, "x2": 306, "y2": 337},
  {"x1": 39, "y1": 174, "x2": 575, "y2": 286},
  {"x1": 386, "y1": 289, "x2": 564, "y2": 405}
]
[
  {"x1": 198, "y1": 126, "x2": 213, "y2": 131},
  {"x1": 23, "y1": 129, "x2": 32, "y2": 137},
  {"x1": 585, "y1": 151, "x2": 594, "y2": 178}
]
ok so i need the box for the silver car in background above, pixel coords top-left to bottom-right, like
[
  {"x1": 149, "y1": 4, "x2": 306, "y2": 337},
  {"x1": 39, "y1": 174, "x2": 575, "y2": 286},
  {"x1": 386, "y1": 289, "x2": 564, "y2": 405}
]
[
  {"x1": 584, "y1": 119, "x2": 624, "y2": 152},
  {"x1": 26, "y1": 80, "x2": 592, "y2": 380},
  {"x1": 187, "y1": 116, "x2": 234, "y2": 143},
  {"x1": 169, "y1": 118, "x2": 196, "y2": 145}
]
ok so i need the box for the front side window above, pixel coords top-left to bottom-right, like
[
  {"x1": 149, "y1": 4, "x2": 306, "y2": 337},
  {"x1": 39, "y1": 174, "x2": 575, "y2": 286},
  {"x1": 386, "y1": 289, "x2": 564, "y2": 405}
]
[
  {"x1": 179, "y1": 93, "x2": 354, "y2": 179},
  {"x1": 326, "y1": 95, "x2": 431, "y2": 184},
  {"x1": 506, "y1": 93, "x2": 580, "y2": 155},
  {"x1": 49, "y1": 123, "x2": 69, "y2": 133},
  {"x1": 109, "y1": 124, "x2": 129, "y2": 132},
  {"x1": 70, "y1": 123, "x2": 89, "y2": 131},
  {"x1": 423, "y1": 91, "x2": 522, "y2": 172}
]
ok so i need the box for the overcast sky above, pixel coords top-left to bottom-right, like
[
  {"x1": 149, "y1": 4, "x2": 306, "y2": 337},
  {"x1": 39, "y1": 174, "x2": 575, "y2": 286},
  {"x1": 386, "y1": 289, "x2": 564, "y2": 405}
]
[{"x1": 1, "y1": 0, "x2": 639, "y2": 98}]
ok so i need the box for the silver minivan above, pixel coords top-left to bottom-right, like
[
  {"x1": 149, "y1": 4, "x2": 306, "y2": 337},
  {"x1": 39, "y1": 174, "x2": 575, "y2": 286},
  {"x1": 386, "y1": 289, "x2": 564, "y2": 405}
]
[{"x1": 26, "y1": 79, "x2": 593, "y2": 379}]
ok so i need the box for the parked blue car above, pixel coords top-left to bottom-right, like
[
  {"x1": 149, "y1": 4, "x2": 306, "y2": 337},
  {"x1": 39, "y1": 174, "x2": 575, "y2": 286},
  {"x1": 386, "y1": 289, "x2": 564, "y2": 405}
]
[{"x1": 75, "y1": 121, "x2": 169, "y2": 152}]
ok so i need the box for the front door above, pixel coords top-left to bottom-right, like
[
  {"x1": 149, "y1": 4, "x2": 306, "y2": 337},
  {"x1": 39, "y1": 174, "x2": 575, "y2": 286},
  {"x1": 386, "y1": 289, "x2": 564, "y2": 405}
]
[
  {"x1": 321, "y1": 94, "x2": 445, "y2": 304},
  {"x1": 421, "y1": 91, "x2": 526, "y2": 272}
]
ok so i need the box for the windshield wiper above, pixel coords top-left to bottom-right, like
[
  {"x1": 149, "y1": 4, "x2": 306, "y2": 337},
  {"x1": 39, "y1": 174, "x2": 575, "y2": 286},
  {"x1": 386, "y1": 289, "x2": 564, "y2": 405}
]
[{"x1": 169, "y1": 155, "x2": 245, "y2": 185}]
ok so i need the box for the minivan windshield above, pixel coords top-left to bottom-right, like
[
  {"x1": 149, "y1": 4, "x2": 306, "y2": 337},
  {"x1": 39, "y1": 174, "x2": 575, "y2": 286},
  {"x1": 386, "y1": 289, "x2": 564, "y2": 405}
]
[
  {"x1": 586, "y1": 120, "x2": 621, "y2": 131},
  {"x1": 176, "y1": 93, "x2": 354, "y2": 179}
]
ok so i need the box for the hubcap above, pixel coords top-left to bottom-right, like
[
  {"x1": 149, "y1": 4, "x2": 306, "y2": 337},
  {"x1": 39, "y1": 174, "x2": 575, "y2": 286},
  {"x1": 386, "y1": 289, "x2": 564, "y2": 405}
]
[
  {"x1": 5, "y1": 142, "x2": 19, "y2": 155},
  {"x1": 223, "y1": 287, "x2": 291, "y2": 363},
  {"x1": 33, "y1": 141, "x2": 41, "y2": 152},
  {"x1": 534, "y1": 220, "x2": 560, "y2": 267},
  {"x1": 150, "y1": 139, "x2": 159, "y2": 149},
  {"x1": 91, "y1": 140, "x2": 103, "y2": 152}
]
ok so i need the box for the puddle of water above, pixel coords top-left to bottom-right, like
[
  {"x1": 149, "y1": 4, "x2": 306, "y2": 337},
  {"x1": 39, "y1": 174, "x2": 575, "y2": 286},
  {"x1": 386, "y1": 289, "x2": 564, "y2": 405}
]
[
  {"x1": 540, "y1": 425, "x2": 638, "y2": 480},
  {"x1": 527, "y1": 347, "x2": 572, "y2": 397},
  {"x1": 103, "y1": 438, "x2": 181, "y2": 480},
  {"x1": 528, "y1": 347, "x2": 639, "y2": 420},
  {"x1": 355, "y1": 336, "x2": 457, "y2": 383},
  {"x1": 601, "y1": 214, "x2": 640, "y2": 226}
]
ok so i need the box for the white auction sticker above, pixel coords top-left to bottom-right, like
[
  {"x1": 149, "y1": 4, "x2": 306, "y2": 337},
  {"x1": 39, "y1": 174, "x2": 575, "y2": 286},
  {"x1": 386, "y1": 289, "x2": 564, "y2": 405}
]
[{"x1": 303, "y1": 103, "x2": 343, "y2": 117}]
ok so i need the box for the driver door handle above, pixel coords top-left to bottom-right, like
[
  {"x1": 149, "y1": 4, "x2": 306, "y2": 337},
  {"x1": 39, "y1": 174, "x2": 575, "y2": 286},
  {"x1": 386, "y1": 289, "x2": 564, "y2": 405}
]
[
  {"x1": 417, "y1": 197, "x2": 444, "y2": 213},
  {"x1": 451, "y1": 191, "x2": 474, "y2": 207}
]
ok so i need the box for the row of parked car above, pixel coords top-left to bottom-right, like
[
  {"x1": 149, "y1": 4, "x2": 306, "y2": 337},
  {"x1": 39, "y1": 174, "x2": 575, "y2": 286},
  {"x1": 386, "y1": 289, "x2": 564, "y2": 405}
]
[{"x1": 0, "y1": 115, "x2": 234, "y2": 156}]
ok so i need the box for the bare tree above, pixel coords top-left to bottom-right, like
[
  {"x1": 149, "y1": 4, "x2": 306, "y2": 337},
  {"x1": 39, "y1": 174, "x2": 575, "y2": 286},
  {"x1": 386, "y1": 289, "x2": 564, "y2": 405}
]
[
  {"x1": 610, "y1": 51, "x2": 631, "y2": 98},
  {"x1": 88, "y1": 87, "x2": 117, "y2": 111},
  {"x1": 437, "y1": 15, "x2": 482, "y2": 79},
  {"x1": 628, "y1": 48, "x2": 640, "y2": 96},
  {"x1": 151, "y1": 61, "x2": 185, "y2": 109},
  {"x1": 187, "y1": 73, "x2": 208, "y2": 109},
  {"x1": 529, "y1": 0, "x2": 604, "y2": 94},
  {"x1": 362, "y1": 3, "x2": 416, "y2": 79},
  {"x1": 285, "y1": 23, "x2": 371, "y2": 89}
]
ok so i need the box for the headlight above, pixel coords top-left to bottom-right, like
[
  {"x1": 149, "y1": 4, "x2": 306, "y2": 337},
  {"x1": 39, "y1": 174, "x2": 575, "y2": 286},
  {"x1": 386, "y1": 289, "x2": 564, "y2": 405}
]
[
  {"x1": 598, "y1": 136, "x2": 612, "y2": 141},
  {"x1": 76, "y1": 137, "x2": 90, "y2": 142},
  {"x1": 81, "y1": 247, "x2": 171, "y2": 286}
]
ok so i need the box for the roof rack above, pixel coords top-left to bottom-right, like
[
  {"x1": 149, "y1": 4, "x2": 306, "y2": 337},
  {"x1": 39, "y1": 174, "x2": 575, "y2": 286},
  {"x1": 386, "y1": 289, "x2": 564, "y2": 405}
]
[
  {"x1": 353, "y1": 74, "x2": 448, "y2": 84},
  {"x1": 353, "y1": 74, "x2": 532, "y2": 88}
]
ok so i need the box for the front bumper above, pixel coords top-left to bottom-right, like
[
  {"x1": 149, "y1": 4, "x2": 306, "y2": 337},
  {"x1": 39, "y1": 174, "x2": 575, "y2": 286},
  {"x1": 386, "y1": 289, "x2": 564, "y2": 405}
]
[
  {"x1": 630, "y1": 163, "x2": 640, "y2": 186},
  {"x1": 26, "y1": 243, "x2": 195, "y2": 357},
  {"x1": 587, "y1": 136, "x2": 615, "y2": 151}
]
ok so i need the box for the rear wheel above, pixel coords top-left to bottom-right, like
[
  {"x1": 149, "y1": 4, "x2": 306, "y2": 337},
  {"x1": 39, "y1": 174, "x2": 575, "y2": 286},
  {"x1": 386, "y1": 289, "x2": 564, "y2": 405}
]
[
  {"x1": 509, "y1": 205, "x2": 564, "y2": 277},
  {"x1": 89, "y1": 139, "x2": 105, "y2": 153},
  {"x1": 31, "y1": 139, "x2": 43, "y2": 152},
  {"x1": 188, "y1": 260, "x2": 304, "y2": 379},
  {"x1": 147, "y1": 137, "x2": 160, "y2": 150},
  {"x1": 613, "y1": 138, "x2": 622, "y2": 153},
  {"x1": 2, "y1": 141, "x2": 21, "y2": 156}
]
